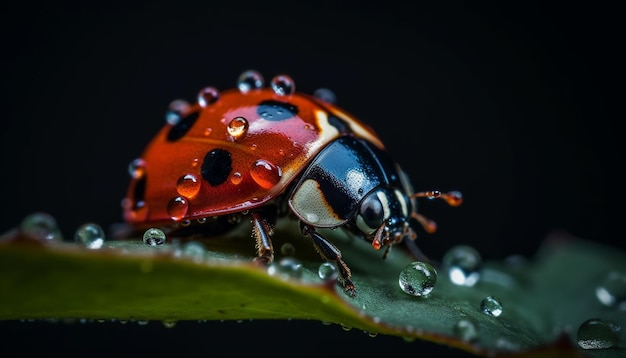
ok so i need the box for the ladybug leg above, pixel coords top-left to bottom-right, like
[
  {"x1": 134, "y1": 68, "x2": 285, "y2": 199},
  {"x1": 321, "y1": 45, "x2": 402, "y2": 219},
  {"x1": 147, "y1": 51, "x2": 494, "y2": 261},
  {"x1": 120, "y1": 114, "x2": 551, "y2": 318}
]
[
  {"x1": 251, "y1": 212, "x2": 275, "y2": 265},
  {"x1": 300, "y1": 223, "x2": 356, "y2": 298}
]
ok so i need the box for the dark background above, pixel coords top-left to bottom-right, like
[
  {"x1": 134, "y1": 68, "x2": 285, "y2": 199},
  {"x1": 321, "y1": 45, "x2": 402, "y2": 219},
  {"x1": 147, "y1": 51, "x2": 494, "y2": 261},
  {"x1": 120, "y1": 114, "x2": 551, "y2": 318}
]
[{"x1": 0, "y1": 1, "x2": 622, "y2": 357}]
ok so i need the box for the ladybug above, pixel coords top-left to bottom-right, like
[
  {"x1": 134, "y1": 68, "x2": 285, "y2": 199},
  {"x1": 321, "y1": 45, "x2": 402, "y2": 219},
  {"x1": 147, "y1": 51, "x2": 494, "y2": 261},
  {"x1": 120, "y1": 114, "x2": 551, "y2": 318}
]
[{"x1": 122, "y1": 70, "x2": 462, "y2": 297}]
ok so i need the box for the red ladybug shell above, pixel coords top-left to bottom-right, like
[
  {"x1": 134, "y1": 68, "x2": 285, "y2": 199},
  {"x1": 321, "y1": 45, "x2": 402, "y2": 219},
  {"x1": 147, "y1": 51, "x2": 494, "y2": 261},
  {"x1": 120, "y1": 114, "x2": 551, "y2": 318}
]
[{"x1": 123, "y1": 83, "x2": 384, "y2": 227}]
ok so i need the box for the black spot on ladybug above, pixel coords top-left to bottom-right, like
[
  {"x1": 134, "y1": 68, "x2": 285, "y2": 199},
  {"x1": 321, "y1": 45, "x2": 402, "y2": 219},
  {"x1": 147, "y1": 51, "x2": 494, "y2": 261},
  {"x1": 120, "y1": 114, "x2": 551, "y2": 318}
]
[
  {"x1": 132, "y1": 176, "x2": 146, "y2": 209},
  {"x1": 257, "y1": 100, "x2": 298, "y2": 121},
  {"x1": 167, "y1": 111, "x2": 200, "y2": 141},
  {"x1": 201, "y1": 148, "x2": 232, "y2": 186}
]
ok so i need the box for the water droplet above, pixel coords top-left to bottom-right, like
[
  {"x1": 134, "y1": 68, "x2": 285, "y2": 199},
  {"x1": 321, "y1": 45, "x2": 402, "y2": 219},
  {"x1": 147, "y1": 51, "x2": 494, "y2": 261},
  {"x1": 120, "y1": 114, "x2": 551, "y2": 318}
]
[
  {"x1": 250, "y1": 159, "x2": 282, "y2": 189},
  {"x1": 442, "y1": 245, "x2": 482, "y2": 286},
  {"x1": 74, "y1": 223, "x2": 105, "y2": 249},
  {"x1": 453, "y1": 318, "x2": 478, "y2": 342},
  {"x1": 128, "y1": 158, "x2": 147, "y2": 179},
  {"x1": 162, "y1": 320, "x2": 178, "y2": 328},
  {"x1": 577, "y1": 318, "x2": 620, "y2": 350},
  {"x1": 197, "y1": 86, "x2": 220, "y2": 107},
  {"x1": 318, "y1": 262, "x2": 339, "y2": 281},
  {"x1": 227, "y1": 116, "x2": 249, "y2": 139},
  {"x1": 480, "y1": 296, "x2": 503, "y2": 317},
  {"x1": 280, "y1": 242, "x2": 295, "y2": 256},
  {"x1": 237, "y1": 70, "x2": 264, "y2": 93},
  {"x1": 230, "y1": 172, "x2": 243, "y2": 185},
  {"x1": 313, "y1": 87, "x2": 336, "y2": 104},
  {"x1": 178, "y1": 241, "x2": 206, "y2": 262},
  {"x1": 270, "y1": 74, "x2": 295, "y2": 96},
  {"x1": 176, "y1": 174, "x2": 201, "y2": 198},
  {"x1": 165, "y1": 99, "x2": 190, "y2": 125},
  {"x1": 596, "y1": 271, "x2": 626, "y2": 309},
  {"x1": 167, "y1": 196, "x2": 188, "y2": 220},
  {"x1": 136, "y1": 320, "x2": 149, "y2": 325},
  {"x1": 197, "y1": 217, "x2": 207, "y2": 224},
  {"x1": 20, "y1": 212, "x2": 63, "y2": 241},
  {"x1": 268, "y1": 257, "x2": 303, "y2": 280},
  {"x1": 143, "y1": 228, "x2": 166, "y2": 246},
  {"x1": 203, "y1": 128, "x2": 213, "y2": 136},
  {"x1": 398, "y1": 261, "x2": 437, "y2": 297}
]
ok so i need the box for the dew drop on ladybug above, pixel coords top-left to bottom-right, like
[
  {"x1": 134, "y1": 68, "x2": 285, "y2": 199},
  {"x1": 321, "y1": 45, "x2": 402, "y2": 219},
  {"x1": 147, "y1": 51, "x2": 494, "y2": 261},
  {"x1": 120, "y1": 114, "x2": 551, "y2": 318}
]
[
  {"x1": 167, "y1": 196, "x2": 189, "y2": 221},
  {"x1": 250, "y1": 159, "x2": 282, "y2": 189},
  {"x1": 197, "y1": 86, "x2": 220, "y2": 107},
  {"x1": 237, "y1": 69, "x2": 264, "y2": 93},
  {"x1": 230, "y1": 171, "x2": 243, "y2": 185},
  {"x1": 270, "y1": 74, "x2": 295, "y2": 96},
  {"x1": 128, "y1": 158, "x2": 146, "y2": 179},
  {"x1": 227, "y1": 116, "x2": 249, "y2": 139},
  {"x1": 313, "y1": 87, "x2": 336, "y2": 104},
  {"x1": 165, "y1": 99, "x2": 190, "y2": 125},
  {"x1": 176, "y1": 174, "x2": 201, "y2": 199}
]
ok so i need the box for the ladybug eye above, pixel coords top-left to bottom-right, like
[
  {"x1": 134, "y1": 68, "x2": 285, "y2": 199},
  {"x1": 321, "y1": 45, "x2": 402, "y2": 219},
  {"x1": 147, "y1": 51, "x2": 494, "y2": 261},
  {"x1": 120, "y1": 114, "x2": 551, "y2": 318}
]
[{"x1": 356, "y1": 192, "x2": 385, "y2": 234}]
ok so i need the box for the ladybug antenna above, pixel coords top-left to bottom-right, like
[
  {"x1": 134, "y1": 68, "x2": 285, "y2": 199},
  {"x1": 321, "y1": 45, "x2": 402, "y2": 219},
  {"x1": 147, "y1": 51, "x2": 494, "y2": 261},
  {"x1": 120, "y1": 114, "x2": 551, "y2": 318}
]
[{"x1": 410, "y1": 190, "x2": 463, "y2": 234}]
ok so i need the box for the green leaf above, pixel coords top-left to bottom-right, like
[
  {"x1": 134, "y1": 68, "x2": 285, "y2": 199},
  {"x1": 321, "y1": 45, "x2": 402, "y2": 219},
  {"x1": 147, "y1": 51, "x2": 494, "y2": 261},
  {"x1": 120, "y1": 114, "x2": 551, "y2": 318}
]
[{"x1": 1, "y1": 217, "x2": 625, "y2": 357}]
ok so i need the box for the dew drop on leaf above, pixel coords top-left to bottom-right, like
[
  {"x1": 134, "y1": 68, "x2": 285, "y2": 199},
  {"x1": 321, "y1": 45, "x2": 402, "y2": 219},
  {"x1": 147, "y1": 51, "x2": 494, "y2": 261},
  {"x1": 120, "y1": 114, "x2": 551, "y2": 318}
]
[
  {"x1": 595, "y1": 271, "x2": 626, "y2": 310},
  {"x1": 480, "y1": 296, "x2": 503, "y2": 317},
  {"x1": 162, "y1": 320, "x2": 178, "y2": 328},
  {"x1": 74, "y1": 222, "x2": 105, "y2": 249},
  {"x1": 268, "y1": 257, "x2": 303, "y2": 279},
  {"x1": 318, "y1": 262, "x2": 338, "y2": 281},
  {"x1": 398, "y1": 261, "x2": 437, "y2": 297},
  {"x1": 143, "y1": 228, "x2": 166, "y2": 246},
  {"x1": 577, "y1": 318, "x2": 620, "y2": 350},
  {"x1": 20, "y1": 212, "x2": 63, "y2": 242},
  {"x1": 442, "y1": 245, "x2": 482, "y2": 287},
  {"x1": 453, "y1": 318, "x2": 478, "y2": 342}
]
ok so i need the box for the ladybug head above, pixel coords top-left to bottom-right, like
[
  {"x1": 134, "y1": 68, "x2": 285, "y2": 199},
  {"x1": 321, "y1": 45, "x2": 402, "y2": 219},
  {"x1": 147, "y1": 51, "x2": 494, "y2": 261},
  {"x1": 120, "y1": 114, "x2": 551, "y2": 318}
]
[{"x1": 354, "y1": 187, "x2": 416, "y2": 255}]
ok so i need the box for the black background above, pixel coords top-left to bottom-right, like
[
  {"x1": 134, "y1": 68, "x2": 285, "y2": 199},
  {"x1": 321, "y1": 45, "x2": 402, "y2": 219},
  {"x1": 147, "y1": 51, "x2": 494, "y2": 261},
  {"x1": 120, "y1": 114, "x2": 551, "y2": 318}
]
[{"x1": 0, "y1": 1, "x2": 622, "y2": 357}]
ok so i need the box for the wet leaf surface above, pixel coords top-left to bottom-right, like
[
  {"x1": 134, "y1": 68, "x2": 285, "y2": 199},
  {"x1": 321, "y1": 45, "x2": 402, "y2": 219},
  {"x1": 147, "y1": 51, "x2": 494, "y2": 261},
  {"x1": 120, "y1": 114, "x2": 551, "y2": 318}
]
[{"x1": 1, "y1": 219, "x2": 624, "y2": 357}]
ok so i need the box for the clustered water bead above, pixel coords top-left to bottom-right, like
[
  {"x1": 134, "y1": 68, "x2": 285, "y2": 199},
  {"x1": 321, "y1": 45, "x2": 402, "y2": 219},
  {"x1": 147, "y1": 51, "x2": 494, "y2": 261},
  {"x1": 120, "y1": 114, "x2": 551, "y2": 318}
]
[
  {"x1": 576, "y1": 318, "x2": 620, "y2": 350},
  {"x1": 74, "y1": 223, "x2": 105, "y2": 249},
  {"x1": 143, "y1": 228, "x2": 166, "y2": 246},
  {"x1": 442, "y1": 245, "x2": 482, "y2": 287},
  {"x1": 480, "y1": 296, "x2": 503, "y2": 317},
  {"x1": 398, "y1": 261, "x2": 437, "y2": 297}
]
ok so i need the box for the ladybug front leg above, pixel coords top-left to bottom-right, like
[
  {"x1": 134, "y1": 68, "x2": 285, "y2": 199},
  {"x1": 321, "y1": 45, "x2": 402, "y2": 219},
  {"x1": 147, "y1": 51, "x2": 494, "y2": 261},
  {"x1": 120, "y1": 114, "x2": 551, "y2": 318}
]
[
  {"x1": 251, "y1": 211, "x2": 275, "y2": 265},
  {"x1": 301, "y1": 223, "x2": 356, "y2": 298}
]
